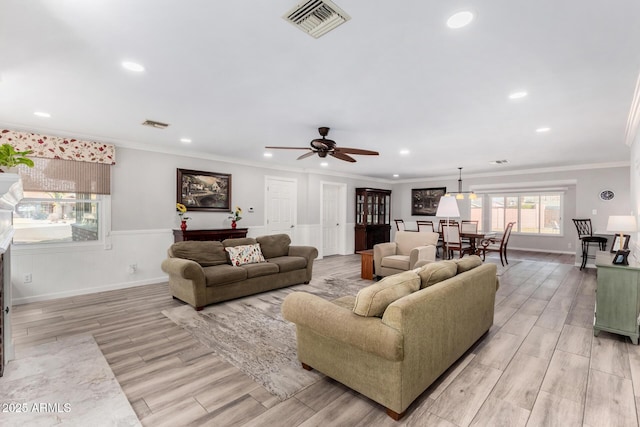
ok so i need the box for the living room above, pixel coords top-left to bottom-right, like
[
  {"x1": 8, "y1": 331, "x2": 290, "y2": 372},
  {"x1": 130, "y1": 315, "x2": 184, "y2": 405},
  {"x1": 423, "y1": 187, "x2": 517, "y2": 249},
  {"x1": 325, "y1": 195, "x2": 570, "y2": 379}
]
[{"x1": 2, "y1": 1, "x2": 640, "y2": 425}]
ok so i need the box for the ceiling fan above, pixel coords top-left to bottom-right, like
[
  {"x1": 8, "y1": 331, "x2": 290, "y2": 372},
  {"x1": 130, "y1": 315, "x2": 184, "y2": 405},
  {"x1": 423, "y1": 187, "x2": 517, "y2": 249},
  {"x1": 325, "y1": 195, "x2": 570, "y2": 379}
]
[{"x1": 265, "y1": 127, "x2": 379, "y2": 162}]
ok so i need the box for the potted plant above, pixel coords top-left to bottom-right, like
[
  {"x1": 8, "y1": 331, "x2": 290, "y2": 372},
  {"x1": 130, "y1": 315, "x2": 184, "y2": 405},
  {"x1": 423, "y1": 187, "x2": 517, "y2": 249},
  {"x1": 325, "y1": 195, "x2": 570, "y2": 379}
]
[{"x1": 0, "y1": 143, "x2": 34, "y2": 172}]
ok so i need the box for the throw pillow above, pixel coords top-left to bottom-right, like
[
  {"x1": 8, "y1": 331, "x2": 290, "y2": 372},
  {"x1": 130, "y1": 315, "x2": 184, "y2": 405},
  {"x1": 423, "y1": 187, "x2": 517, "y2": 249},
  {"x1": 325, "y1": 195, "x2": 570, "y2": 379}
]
[
  {"x1": 353, "y1": 271, "x2": 421, "y2": 317},
  {"x1": 225, "y1": 244, "x2": 266, "y2": 266},
  {"x1": 454, "y1": 255, "x2": 483, "y2": 274},
  {"x1": 416, "y1": 260, "x2": 457, "y2": 289}
]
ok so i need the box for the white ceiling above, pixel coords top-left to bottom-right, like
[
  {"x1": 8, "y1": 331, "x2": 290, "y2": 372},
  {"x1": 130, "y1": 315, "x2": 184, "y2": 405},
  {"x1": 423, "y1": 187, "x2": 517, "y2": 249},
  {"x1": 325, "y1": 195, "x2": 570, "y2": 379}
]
[{"x1": 1, "y1": 0, "x2": 639, "y2": 180}]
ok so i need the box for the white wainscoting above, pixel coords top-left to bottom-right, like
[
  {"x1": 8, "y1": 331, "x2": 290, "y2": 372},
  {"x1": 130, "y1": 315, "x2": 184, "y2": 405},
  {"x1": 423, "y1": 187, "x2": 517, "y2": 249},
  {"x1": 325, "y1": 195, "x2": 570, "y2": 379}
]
[
  {"x1": 11, "y1": 229, "x2": 173, "y2": 305},
  {"x1": 10, "y1": 223, "x2": 358, "y2": 304}
]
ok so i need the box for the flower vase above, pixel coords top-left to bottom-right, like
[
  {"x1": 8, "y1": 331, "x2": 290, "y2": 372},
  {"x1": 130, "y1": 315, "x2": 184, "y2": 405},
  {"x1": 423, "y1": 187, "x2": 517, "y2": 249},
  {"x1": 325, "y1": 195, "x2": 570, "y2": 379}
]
[
  {"x1": 231, "y1": 220, "x2": 237, "y2": 229},
  {"x1": 180, "y1": 220, "x2": 188, "y2": 231}
]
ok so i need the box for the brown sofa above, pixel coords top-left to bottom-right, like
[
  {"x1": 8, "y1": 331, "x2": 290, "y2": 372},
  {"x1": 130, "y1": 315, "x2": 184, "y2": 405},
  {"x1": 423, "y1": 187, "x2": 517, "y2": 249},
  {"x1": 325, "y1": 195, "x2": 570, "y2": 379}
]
[
  {"x1": 161, "y1": 234, "x2": 318, "y2": 310},
  {"x1": 282, "y1": 256, "x2": 498, "y2": 420}
]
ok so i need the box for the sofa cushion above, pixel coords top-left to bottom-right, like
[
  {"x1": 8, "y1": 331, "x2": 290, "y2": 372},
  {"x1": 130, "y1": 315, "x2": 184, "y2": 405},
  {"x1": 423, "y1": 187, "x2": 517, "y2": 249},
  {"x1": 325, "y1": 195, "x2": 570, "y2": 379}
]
[
  {"x1": 267, "y1": 256, "x2": 307, "y2": 273},
  {"x1": 170, "y1": 241, "x2": 228, "y2": 266},
  {"x1": 243, "y1": 261, "x2": 280, "y2": 278},
  {"x1": 203, "y1": 264, "x2": 247, "y2": 287},
  {"x1": 256, "y1": 234, "x2": 291, "y2": 259},
  {"x1": 380, "y1": 255, "x2": 410, "y2": 271},
  {"x1": 222, "y1": 237, "x2": 257, "y2": 248},
  {"x1": 353, "y1": 270, "x2": 421, "y2": 317},
  {"x1": 454, "y1": 255, "x2": 483, "y2": 273},
  {"x1": 416, "y1": 260, "x2": 457, "y2": 289},
  {"x1": 225, "y1": 244, "x2": 266, "y2": 266}
]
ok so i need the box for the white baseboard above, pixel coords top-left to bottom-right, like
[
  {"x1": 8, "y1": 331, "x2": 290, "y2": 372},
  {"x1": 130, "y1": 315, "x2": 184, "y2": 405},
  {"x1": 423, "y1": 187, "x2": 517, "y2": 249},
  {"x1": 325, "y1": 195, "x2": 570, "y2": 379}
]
[
  {"x1": 509, "y1": 246, "x2": 575, "y2": 255},
  {"x1": 12, "y1": 276, "x2": 168, "y2": 305}
]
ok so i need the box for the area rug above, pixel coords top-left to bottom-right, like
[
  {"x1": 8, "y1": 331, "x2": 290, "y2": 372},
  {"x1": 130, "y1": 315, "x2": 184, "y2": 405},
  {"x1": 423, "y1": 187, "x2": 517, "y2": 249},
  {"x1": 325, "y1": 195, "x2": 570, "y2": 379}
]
[
  {"x1": 0, "y1": 334, "x2": 140, "y2": 427},
  {"x1": 162, "y1": 276, "x2": 366, "y2": 401}
]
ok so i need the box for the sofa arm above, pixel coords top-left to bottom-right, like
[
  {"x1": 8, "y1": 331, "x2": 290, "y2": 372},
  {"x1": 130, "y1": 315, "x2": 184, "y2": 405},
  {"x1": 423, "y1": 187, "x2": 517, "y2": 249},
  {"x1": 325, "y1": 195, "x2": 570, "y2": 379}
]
[
  {"x1": 282, "y1": 292, "x2": 404, "y2": 361},
  {"x1": 161, "y1": 257, "x2": 205, "y2": 282},
  {"x1": 373, "y1": 242, "x2": 397, "y2": 275},
  {"x1": 289, "y1": 246, "x2": 318, "y2": 282},
  {"x1": 409, "y1": 245, "x2": 436, "y2": 269}
]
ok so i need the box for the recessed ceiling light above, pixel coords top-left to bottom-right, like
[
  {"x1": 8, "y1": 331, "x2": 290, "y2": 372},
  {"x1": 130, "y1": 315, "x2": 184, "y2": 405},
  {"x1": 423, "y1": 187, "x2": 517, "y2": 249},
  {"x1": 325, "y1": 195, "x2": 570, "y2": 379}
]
[
  {"x1": 263, "y1": 152, "x2": 273, "y2": 158},
  {"x1": 447, "y1": 11, "x2": 474, "y2": 29},
  {"x1": 320, "y1": 162, "x2": 329, "y2": 167},
  {"x1": 393, "y1": 174, "x2": 399, "y2": 178},
  {"x1": 122, "y1": 61, "x2": 145, "y2": 72},
  {"x1": 399, "y1": 149, "x2": 410, "y2": 155},
  {"x1": 180, "y1": 138, "x2": 192, "y2": 143},
  {"x1": 508, "y1": 91, "x2": 528, "y2": 99},
  {"x1": 34, "y1": 111, "x2": 51, "y2": 118},
  {"x1": 536, "y1": 127, "x2": 551, "y2": 133}
]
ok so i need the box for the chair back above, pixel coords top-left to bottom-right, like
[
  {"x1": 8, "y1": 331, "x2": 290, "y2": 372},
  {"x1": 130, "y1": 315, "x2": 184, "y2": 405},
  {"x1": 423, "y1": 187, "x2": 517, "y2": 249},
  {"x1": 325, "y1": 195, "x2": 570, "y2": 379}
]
[
  {"x1": 438, "y1": 219, "x2": 459, "y2": 234},
  {"x1": 501, "y1": 222, "x2": 515, "y2": 249},
  {"x1": 394, "y1": 219, "x2": 405, "y2": 231},
  {"x1": 572, "y1": 219, "x2": 594, "y2": 238},
  {"x1": 442, "y1": 224, "x2": 461, "y2": 244},
  {"x1": 395, "y1": 231, "x2": 439, "y2": 255},
  {"x1": 416, "y1": 220, "x2": 434, "y2": 232},
  {"x1": 461, "y1": 221, "x2": 478, "y2": 234}
]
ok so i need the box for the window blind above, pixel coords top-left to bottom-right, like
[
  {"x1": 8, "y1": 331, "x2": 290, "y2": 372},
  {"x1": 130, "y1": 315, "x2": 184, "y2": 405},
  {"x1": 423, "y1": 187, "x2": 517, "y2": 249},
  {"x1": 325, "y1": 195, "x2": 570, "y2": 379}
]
[{"x1": 18, "y1": 158, "x2": 111, "y2": 194}]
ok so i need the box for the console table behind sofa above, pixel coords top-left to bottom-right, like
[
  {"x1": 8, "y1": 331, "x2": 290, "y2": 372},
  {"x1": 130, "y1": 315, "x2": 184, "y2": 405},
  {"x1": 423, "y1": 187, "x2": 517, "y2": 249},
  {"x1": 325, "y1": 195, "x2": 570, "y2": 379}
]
[{"x1": 173, "y1": 228, "x2": 248, "y2": 242}]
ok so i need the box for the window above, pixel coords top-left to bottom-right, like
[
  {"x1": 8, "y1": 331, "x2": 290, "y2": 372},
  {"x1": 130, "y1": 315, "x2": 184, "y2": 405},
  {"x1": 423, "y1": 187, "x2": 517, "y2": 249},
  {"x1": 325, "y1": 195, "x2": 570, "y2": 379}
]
[
  {"x1": 14, "y1": 192, "x2": 103, "y2": 244},
  {"x1": 470, "y1": 197, "x2": 483, "y2": 232},
  {"x1": 490, "y1": 192, "x2": 562, "y2": 235}
]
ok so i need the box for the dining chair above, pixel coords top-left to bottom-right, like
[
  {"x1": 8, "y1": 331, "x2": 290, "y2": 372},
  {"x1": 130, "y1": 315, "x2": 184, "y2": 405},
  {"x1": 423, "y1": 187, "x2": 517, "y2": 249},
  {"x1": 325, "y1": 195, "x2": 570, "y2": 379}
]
[
  {"x1": 461, "y1": 220, "x2": 479, "y2": 247},
  {"x1": 572, "y1": 218, "x2": 607, "y2": 270},
  {"x1": 481, "y1": 222, "x2": 515, "y2": 266},
  {"x1": 417, "y1": 220, "x2": 440, "y2": 256},
  {"x1": 416, "y1": 220, "x2": 434, "y2": 232},
  {"x1": 442, "y1": 224, "x2": 471, "y2": 259},
  {"x1": 394, "y1": 219, "x2": 405, "y2": 231}
]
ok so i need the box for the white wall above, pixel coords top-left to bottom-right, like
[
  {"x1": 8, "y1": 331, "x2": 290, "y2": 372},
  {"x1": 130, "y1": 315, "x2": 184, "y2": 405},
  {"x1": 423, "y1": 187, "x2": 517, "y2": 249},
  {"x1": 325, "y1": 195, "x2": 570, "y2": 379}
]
[{"x1": 11, "y1": 147, "x2": 386, "y2": 304}]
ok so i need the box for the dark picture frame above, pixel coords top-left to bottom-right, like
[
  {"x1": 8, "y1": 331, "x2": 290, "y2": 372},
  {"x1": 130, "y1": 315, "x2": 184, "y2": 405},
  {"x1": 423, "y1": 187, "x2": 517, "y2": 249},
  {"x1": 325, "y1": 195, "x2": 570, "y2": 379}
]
[
  {"x1": 177, "y1": 168, "x2": 231, "y2": 211},
  {"x1": 610, "y1": 234, "x2": 631, "y2": 253},
  {"x1": 412, "y1": 187, "x2": 446, "y2": 216}
]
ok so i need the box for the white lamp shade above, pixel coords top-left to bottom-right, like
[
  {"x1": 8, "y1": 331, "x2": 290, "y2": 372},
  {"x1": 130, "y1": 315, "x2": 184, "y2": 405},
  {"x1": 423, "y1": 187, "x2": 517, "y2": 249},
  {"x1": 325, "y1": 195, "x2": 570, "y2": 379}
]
[
  {"x1": 606, "y1": 215, "x2": 638, "y2": 233},
  {"x1": 436, "y1": 195, "x2": 460, "y2": 218}
]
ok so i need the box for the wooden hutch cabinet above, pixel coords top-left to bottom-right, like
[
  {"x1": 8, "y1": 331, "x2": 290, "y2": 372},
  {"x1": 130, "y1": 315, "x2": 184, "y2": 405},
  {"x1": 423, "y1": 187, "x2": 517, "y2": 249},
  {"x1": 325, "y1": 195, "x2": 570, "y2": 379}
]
[{"x1": 355, "y1": 188, "x2": 391, "y2": 252}]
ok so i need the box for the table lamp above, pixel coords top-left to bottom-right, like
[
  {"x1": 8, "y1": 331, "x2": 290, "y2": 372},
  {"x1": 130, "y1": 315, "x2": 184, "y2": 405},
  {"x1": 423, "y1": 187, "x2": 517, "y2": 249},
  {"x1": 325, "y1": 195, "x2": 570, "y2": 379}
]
[
  {"x1": 606, "y1": 215, "x2": 637, "y2": 265},
  {"x1": 436, "y1": 196, "x2": 460, "y2": 259}
]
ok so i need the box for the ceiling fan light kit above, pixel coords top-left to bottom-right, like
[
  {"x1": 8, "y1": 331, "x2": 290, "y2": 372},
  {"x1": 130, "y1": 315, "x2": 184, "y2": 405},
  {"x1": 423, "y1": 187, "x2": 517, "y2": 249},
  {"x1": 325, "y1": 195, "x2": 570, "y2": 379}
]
[{"x1": 265, "y1": 127, "x2": 379, "y2": 163}]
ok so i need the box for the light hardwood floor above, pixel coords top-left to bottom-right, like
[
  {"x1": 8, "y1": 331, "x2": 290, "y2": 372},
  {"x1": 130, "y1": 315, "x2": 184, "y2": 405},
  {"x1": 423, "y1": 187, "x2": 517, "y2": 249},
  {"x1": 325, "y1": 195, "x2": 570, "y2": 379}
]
[{"x1": 10, "y1": 251, "x2": 640, "y2": 426}]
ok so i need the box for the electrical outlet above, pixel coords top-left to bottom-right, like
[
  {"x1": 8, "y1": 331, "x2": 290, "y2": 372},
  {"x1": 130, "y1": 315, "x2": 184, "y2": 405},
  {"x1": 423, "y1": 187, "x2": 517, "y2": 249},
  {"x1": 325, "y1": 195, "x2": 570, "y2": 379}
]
[
  {"x1": 24, "y1": 273, "x2": 32, "y2": 283},
  {"x1": 128, "y1": 264, "x2": 137, "y2": 274}
]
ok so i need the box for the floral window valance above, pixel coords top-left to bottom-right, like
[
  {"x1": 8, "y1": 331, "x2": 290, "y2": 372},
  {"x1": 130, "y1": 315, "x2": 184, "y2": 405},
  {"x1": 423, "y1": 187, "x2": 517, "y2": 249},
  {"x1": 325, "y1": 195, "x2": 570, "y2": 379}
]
[{"x1": 0, "y1": 129, "x2": 116, "y2": 165}]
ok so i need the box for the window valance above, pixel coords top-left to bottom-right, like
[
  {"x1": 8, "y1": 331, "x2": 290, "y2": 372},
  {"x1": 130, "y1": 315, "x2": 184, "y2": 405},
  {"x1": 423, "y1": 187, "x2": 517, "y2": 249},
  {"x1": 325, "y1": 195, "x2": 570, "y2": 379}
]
[{"x1": 0, "y1": 129, "x2": 116, "y2": 165}]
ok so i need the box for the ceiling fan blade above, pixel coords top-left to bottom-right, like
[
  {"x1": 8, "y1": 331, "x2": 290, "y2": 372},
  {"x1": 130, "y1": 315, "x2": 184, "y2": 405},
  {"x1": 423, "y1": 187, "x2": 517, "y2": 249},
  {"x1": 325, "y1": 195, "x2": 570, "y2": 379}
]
[
  {"x1": 335, "y1": 147, "x2": 379, "y2": 156},
  {"x1": 265, "y1": 146, "x2": 311, "y2": 150},
  {"x1": 297, "y1": 151, "x2": 316, "y2": 160},
  {"x1": 330, "y1": 152, "x2": 357, "y2": 162}
]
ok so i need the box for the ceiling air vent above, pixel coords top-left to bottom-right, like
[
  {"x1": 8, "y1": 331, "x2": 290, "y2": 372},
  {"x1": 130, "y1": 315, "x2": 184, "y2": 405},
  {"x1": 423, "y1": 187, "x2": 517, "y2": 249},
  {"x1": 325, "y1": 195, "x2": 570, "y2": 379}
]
[
  {"x1": 283, "y1": 0, "x2": 351, "y2": 39},
  {"x1": 490, "y1": 160, "x2": 509, "y2": 165},
  {"x1": 142, "y1": 119, "x2": 169, "y2": 129}
]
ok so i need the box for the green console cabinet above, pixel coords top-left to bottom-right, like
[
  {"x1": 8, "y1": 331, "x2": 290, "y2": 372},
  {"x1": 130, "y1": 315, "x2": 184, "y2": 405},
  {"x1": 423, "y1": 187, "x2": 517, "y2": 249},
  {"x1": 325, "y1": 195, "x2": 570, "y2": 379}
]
[{"x1": 594, "y1": 252, "x2": 640, "y2": 344}]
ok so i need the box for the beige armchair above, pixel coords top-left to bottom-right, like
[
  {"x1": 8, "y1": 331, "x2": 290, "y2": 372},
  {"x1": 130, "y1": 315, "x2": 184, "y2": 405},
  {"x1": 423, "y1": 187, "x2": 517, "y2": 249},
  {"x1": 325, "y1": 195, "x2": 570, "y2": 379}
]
[{"x1": 374, "y1": 231, "x2": 439, "y2": 278}]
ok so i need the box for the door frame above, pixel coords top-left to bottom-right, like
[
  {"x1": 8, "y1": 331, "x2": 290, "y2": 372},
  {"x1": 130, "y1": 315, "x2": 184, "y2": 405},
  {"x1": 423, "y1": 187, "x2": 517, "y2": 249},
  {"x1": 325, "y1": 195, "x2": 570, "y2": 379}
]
[{"x1": 320, "y1": 181, "x2": 347, "y2": 258}]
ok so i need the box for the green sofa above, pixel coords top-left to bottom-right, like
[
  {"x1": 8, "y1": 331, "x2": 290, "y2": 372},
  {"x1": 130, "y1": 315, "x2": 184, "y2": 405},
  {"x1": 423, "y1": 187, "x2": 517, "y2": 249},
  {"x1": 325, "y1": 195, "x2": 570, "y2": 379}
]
[
  {"x1": 161, "y1": 234, "x2": 318, "y2": 310},
  {"x1": 282, "y1": 256, "x2": 498, "y2": 420}
]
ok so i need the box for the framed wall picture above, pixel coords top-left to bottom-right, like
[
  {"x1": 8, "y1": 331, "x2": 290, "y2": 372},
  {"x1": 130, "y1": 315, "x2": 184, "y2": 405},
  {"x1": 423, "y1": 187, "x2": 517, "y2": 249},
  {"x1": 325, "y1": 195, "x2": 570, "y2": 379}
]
[
  {"x1": 177, "y1": 168, "x2": 231, "y2": 211},
  {"x1": 411, "y1": 187, "x2": 446, "y2": 216},
  {"x1": 610, "y1": 233, "x2": 631, "y2": 253}
]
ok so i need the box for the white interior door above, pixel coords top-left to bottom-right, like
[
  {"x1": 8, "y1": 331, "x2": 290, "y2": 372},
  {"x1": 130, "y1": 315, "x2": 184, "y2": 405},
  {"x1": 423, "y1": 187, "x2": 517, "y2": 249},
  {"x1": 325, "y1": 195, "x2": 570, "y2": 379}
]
[
  {"x1": 265, "y1": 177, "x2": 297, "y2": 237},
  {"x1": 322, "y1": 184, "x2": 340, "y2": 256}
]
